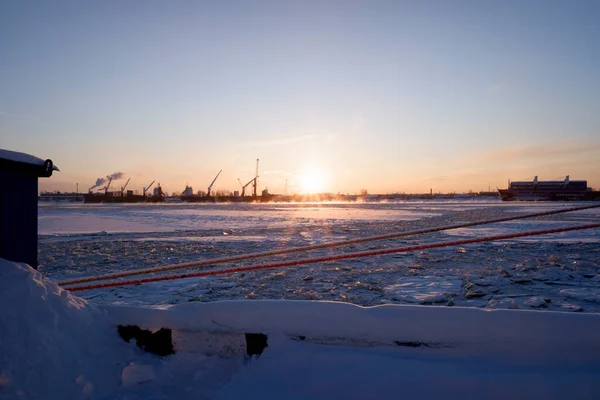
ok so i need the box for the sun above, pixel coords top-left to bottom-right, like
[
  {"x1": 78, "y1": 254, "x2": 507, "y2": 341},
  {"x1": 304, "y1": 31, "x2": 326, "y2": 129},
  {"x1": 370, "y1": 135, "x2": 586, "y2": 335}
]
[{"x1": 299, "y1": 169, "x2": 326, "y2": 194}]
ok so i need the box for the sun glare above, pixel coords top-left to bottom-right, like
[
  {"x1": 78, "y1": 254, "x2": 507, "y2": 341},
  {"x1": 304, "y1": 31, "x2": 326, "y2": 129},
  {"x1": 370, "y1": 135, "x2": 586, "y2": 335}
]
[{"x1": 299, "y1": 169, "x2": 326, "y2": 194}]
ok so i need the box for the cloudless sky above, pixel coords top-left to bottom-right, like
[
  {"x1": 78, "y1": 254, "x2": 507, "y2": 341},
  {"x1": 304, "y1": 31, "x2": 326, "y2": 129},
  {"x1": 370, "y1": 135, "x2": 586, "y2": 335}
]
[{"x1": 1, "y1": 0, "x2": 599, "y2": 194}]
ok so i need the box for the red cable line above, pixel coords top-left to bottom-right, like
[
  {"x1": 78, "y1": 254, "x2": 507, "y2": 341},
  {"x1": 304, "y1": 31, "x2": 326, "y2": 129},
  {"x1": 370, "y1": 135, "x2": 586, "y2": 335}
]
[
  {"x1": 58, "y1": 203, "x2": 600, "y2": 287},
  {"x1": 66, "y1": 223, "x2": 600, "y2": 292}
]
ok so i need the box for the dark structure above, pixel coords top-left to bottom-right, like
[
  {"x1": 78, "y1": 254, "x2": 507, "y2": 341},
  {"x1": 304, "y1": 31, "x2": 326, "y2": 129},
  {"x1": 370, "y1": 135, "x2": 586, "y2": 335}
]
[
  {"x1": 498, "y1": 176, "x2": 600, "y2": 201},
  {"x1": 0, "y1": 149, "x2": 57, "y2": 269},
  {"x1": 117, "y1": 325, "x2": 174, "y2": 356},
  {"x1": 83, "y1": 189, "x2": 165, "y2": 203},
  {"x1": 245, "y1": 333, "x2": 268, "y2": 356}
]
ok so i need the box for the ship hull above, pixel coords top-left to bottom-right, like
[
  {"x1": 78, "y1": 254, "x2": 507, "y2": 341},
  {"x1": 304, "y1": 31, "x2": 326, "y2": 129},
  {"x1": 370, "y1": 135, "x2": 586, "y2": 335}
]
[
  {"x1": 180, "y1": 195, "x2": 274, "y2": 203},
  {"x1": 498, "y1": 189, "x2": 600, "y2": 201},
  {"x1": 83, "y1": 194, "x2": 165, "y2": 203}
]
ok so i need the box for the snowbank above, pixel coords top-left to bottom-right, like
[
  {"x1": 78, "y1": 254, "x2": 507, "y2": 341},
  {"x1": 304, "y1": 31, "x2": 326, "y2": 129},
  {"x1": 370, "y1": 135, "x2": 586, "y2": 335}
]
[
  {"x1": 104, "y1": 299, "x2": 600, "y2": 398},
  {"x1": 104, "y1": 298, "x2": 600, "y2": 365},
  {"x1": 0, "y1": 259, "x2": 128, "y2": 399},
  {"x1": 3, "y1": 257, "x2": 600, "y2": 399}
]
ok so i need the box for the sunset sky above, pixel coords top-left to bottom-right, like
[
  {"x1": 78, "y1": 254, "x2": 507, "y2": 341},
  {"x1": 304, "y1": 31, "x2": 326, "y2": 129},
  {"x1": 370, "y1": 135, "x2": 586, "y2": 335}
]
[{"x1": 1, "y1": 1, "x2": 599, "y2": 195}]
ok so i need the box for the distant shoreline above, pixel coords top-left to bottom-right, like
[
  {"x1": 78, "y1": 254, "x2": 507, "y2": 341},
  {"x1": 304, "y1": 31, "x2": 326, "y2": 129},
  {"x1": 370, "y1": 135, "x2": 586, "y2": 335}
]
[{"x1": 39, "y1": 191, "x2": 501, "y2": 203}]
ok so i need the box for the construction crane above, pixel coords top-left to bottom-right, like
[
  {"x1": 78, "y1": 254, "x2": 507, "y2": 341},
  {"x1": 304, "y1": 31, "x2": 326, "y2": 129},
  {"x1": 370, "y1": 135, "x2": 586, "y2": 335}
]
[
  {"x1": 240, "y1": 177, "x2": 255, "y2": 196},
  {"x1": 207, "y1": 170, "x2": 222, "y2": 197},
  {"x1": 238, "y1": 159, "x2": 260, "y2": 197},
  {"x1": 253, "y1": 159, "x2": 259, "y2": 197},
  {"x1": 104, "y1": 177, "x2": 113, "y2": 194},
  {"x1": 120, "y1": 178, "x2": 131, "y2": 195},
  {"x1": 143, "y1": 181, "x2": 155, "y2": 197}
]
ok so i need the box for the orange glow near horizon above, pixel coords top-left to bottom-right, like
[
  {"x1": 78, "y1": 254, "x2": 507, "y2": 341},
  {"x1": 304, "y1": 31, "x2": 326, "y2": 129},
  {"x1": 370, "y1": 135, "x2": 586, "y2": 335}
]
[{"x1": 299, "y1": 168, "x2": 327, "y2": 194}]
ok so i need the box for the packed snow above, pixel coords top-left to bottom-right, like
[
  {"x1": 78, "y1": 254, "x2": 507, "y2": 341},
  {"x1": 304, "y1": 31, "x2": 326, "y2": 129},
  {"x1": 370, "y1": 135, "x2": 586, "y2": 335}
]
[
  {"x1": 38, "y1": 200, "x2": 600, "y2": 312},
  {"x1": 2, "y1": 258, "x2": 600, "y2": 399},
  {"x1": 0, "y1": 149, "x2": 58, "y2": 170},
  {"x1": 0, "y1": 149, "x2": 48, "y2": 166}
]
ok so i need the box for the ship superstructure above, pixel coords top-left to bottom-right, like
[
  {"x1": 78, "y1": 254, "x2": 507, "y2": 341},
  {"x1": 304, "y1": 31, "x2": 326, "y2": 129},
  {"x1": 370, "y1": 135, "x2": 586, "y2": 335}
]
[{"x1": 498, "y1": 176, "x2": 599, "y2": 201}]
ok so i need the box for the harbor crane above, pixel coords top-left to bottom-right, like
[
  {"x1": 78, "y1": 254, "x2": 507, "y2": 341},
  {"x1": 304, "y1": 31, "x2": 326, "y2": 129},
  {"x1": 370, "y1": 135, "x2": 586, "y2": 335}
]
[
  {"x1": 104, "y1": 177, "x2": 113, "y2": 194},
  {"x1": 207, "y1": 170, "x2": 222, "y2": 197},
  {"x1": 143, "y1": 181, "x2": 155, "y2": 197},
  {"x1": 120, "y1": 178, "x2": 131, "y2": 195},
  {"x1": 240, "y1": 177, "x2": 255, "y2": 196},
  {"x1": 238, "y1": 159, "x2": 260, "y2": 197},
  {"x1": 253, "y1": 158, "x2": 259, "y2": 197}
]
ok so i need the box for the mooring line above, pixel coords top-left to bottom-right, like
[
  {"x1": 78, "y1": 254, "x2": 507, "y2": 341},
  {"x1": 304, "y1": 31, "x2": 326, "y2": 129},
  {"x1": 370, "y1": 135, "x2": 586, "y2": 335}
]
[
  {"x1": 66, "y1": 223, "x2": 600, "y2": 292},
  {"x1": 57, "y1": 203, "x2": 600, "y2": 287}
]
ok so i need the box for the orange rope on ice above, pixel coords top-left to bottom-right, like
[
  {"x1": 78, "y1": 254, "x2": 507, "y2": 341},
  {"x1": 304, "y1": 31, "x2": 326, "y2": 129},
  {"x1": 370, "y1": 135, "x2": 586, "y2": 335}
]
[
  {"x1": 66, "y1": 223, "x2": 600, "y2": 292},
  {"x1": 58, "y1": 203, "x2": 600, "y2": 287}
]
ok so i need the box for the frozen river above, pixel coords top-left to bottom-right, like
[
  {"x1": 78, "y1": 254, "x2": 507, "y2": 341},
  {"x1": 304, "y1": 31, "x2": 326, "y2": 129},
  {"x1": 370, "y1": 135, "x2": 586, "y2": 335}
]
[{"x1": 38, "y1": 200, "x2": 600, "y2": 312}]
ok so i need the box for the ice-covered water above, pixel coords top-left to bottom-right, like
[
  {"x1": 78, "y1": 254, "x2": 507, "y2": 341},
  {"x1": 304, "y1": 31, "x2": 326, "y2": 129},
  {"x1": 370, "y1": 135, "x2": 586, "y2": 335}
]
[{"x1": 38, "y1": 200, "x2": 600, "y2": 312}]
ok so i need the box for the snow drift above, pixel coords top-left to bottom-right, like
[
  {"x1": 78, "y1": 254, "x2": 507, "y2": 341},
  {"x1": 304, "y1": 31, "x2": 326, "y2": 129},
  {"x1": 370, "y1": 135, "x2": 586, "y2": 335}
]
[
  {"x1": 0, "y1": 259, "x2": 129, "y2": 399},
  {"x1": 3, "y1": 257, "x2": 600, "y2": 399}
]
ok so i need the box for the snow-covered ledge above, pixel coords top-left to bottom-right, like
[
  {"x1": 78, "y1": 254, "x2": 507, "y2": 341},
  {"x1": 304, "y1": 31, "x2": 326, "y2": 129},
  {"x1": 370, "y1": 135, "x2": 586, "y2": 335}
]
[
  {"x1": 104, "y1": 299, "x2": 600, "y2": 364},
  {"x1": 0, "y1": 148, "x2": 59, "y2": 177},
  {"x1": 3, "y1": 259, "x2": 600, "y2": 399}
]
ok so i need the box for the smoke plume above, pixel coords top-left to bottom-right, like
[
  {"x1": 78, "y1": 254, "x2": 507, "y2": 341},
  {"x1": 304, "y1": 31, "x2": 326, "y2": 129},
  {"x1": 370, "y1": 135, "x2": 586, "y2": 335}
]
[
  {"x1": 89, "y1": 177, "x2": 106, "y2": 191},
  {"x1": 108, "y1": 172, "x2": 125, "y2": 180},
  {"x1": 89, "y1": 172, "x2": 125, "y2": 191}
]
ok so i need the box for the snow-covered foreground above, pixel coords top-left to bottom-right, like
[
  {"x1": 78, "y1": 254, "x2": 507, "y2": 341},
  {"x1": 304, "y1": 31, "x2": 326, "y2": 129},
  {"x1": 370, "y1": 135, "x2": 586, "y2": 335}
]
[
  {"x1": 39, "y1": 201, "x2": 600, "y2": 312},
  {"x1": 3, "y1": 259, "x2": 600, "y2": 399}
]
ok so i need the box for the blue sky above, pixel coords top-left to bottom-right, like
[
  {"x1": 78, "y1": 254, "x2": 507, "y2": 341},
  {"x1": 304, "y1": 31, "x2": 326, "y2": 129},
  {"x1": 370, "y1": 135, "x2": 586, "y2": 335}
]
[{"x1": 1, "y1": 0, "x2": 599, "y2": 194}]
